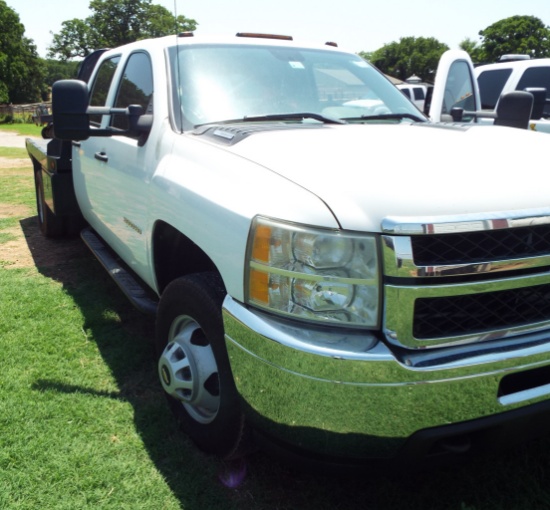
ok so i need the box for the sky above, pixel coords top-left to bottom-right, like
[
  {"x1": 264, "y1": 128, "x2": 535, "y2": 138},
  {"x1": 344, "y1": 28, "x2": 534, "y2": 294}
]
[{"x1": 8, "y1": 0, "x2": 550, "y2": 58}]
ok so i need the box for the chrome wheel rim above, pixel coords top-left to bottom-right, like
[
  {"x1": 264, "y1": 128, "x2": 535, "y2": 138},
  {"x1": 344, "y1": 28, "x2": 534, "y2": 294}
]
[{"x1": 158, "y1": 314, "x2": 220, "y2": 424}]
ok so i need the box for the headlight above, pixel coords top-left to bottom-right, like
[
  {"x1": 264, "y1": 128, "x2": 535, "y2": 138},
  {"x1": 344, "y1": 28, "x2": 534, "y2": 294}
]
[{"x1": 245, "y1": 216, "x2": 380, "y2": 328}]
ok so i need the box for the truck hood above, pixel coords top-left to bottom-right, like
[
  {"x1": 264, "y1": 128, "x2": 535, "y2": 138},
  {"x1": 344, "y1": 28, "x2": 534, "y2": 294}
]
[{"x1": 219, "y1": 123, "x2": 550, "y2": 232}]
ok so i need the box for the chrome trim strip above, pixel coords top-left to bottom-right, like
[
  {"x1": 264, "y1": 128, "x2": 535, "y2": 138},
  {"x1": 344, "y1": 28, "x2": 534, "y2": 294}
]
[
  {"x1": 382, "y1": 235, "x2": 550, "y2": 278},
  {"x1": 223, "y1": 295, "x2": 385, "y2": 361},
  {"x1": 382, "y1": 209, "x2": 550, "y2": 235},
  {"x1": 224, "y1": 296, "x2": 550, "y2": 375},
  {"x1": 249, "y1": 260, "x2": 376, "y2": 285},
  {"x1": 384, "y1": 270, "x2": 550, "y2": 348},
  {"x1": 499, "y1": 382, "x2": 550, "y2": 406}
]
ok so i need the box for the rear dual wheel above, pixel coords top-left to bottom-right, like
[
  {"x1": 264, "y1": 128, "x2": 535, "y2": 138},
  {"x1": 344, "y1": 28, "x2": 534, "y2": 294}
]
[
  {"x1": 156, "y1": 272, "x2": 247, "y2": 458},
  {"x1": 34, "y1": 169, "x2": 64, "y2": 237}
]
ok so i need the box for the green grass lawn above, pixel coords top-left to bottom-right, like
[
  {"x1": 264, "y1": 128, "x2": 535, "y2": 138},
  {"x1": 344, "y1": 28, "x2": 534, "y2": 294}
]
[
  {"x1": 0, "y1": 123, "x2": 43, "y2": 137},
  {"x1": 3, "y1": 128, "x2": 550, "y2": 509},
  {"x1": 0, "y1": 147, "x2": 29, "y2": 158}
]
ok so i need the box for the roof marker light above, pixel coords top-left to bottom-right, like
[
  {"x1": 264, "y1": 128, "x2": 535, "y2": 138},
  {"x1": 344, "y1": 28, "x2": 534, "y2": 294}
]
[{"x1": 236, "y1": 32, "x2": 293, "y2": 41}]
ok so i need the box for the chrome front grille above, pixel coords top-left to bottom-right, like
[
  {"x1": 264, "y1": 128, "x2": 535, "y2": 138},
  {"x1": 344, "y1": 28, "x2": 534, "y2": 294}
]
[
  {"x1": 413, "y1": 283, "x2": 550, "y2": 339},
  {"x1": 381, "y1": 211, "x2": 550, "y2": 349},
  {"x1": 411, "y1": 224, "x2": 550, "y2": 266}
]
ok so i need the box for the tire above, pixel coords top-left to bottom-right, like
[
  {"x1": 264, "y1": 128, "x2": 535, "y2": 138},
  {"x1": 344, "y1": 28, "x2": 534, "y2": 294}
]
[
  {"x1": 156, "y1": 272, "x2": 247, "y2": 458},
  {"x1": 34, "y1": 169, "x2": 65, "y2": 237}
]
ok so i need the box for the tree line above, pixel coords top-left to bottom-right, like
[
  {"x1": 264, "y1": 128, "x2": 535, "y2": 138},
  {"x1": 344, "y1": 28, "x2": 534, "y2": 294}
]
[
  {"x1": 1, "y1": 0, "x2": 549, "y2": 104},
  {"x1": 0, "y1": 0, "x2": 196, "y2": 104},
  {"x1": 361, "y1": 16, "x2": 550, "y2": 82}
]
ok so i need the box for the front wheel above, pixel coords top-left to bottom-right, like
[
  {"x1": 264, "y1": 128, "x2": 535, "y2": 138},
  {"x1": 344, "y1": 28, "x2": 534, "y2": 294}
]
[{"x1": 156, "y1": 272, "x2": 247, "y2": 458}]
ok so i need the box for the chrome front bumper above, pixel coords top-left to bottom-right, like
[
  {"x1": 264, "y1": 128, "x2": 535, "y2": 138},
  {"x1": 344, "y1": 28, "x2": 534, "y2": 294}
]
[{"x1": 223, "y1": 296, "x2": 550, "y2": 460}]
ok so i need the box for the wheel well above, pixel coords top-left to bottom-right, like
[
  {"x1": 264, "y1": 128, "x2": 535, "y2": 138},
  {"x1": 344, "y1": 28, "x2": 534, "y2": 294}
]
[{"x1": 152, "y1": 221, "x2": 219, "y2": 294}]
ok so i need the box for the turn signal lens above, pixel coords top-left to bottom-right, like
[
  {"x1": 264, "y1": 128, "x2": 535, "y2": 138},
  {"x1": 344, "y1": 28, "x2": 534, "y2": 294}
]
[{"x1": 251, "y1": 224, "x2": 271, "y2": 263}]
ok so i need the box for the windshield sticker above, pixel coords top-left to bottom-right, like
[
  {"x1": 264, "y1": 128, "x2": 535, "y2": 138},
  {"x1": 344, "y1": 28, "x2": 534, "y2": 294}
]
[{"x1": 289, "y1": 61, "x2": 305, "y2": 69}]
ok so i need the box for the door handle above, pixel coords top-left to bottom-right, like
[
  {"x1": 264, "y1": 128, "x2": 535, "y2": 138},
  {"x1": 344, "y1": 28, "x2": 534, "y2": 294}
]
[{"x1": 94, "y1": 151, "x2": 108, "y2": 162}]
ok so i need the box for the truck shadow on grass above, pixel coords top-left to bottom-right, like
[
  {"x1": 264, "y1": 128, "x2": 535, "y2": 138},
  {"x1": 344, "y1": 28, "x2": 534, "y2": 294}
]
[{"x1": 19, "y1": 215, "x2": 550, "y2": 510}]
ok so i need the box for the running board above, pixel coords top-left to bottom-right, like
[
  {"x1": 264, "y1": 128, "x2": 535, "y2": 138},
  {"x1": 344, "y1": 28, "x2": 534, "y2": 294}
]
[{"x1": 81, "y1": 227, "x2": 158, "y2": 315}]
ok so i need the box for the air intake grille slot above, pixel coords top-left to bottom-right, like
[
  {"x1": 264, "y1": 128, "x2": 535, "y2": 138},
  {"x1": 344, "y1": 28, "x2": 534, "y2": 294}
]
[
  {"x1": 413, "y1": 283, "x2": 550, "y2": 339},
  {"x1": 411, "y1": 225, "x2": 550, "y2": 265}
]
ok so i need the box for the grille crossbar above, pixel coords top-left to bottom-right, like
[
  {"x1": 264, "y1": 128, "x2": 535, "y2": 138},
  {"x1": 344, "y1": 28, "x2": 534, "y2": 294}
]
[
  {"x1": 412, "y1": 225, "x2": 550, "y2": 266},
  {"x1": 414, "y1": 283, "x2": 550, "y2": 339}
]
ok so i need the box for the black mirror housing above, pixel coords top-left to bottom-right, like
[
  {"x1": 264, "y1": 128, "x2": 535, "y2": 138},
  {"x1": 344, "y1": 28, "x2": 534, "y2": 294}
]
[
  {"x1": 52, "y1": 80, "x2": 91, "y2": 141},
  {"x1": 494, "y1": 91, "x2": 533, "y2": 129},
  {"x1": 51, "y1": 80, "x2": 153, "y2": 143}
]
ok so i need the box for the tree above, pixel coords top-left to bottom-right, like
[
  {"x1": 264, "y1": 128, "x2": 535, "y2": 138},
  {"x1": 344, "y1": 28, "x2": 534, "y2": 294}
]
[
  {"x1": 49, "y1": 19, "x2": 96, "y2": 61},
  {"x1": 362, "y1": 37, "x2": 449, "y2": 82},
  {"x1": 459, "y1": 38, "x2": 485, "y2": 65},
  {"x1": 479, "y1": 15, "x2": 550, "y2": 61},
  {"x1": 42, "y1": 59, "x2": 80, "y2": 86},
  {"x1": 48, "y1": 0, "x2": 198, "y2": 60},
  {"x1": 0, "y1": 1, "x2": 45, "y2": 103}
]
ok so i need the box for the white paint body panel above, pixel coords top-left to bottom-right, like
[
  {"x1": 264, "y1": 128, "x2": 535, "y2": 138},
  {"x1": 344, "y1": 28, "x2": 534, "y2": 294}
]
[{"x1": 71, "y1": 36, "x2": 550, "y2": 303}]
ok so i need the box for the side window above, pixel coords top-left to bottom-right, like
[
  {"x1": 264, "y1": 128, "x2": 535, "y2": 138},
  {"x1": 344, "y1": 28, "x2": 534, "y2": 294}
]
[
  {"x1": 442, "y1": 60, "x2": 476, "y2": 119},
  {"x1": 111, "y1": 52, "x2": 154, "y2": 133},
  {"x1": 401, "y1": 88, "x2": 411, "y2": 99},
  {"x1": 413, "y1": 87, "x2": 425, "y2": 100},
  {"x1": 516, "y1": 66, "x2": 550, "y2": 116},
  {"x1": 89, "y1": 56, "x2": 121, "y2": 126},
  {"x1": 477, "y1": 68, "x2": 512, "y2": 109}
]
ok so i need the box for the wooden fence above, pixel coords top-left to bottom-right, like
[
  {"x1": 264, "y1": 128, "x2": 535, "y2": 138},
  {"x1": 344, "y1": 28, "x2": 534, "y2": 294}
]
[{"x1": 0, "y1": 102, "x2": 52, "y2": 124}]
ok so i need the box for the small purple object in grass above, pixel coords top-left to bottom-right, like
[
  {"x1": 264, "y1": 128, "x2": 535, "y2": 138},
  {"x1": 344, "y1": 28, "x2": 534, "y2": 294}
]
[{"x1": 219, "y1": 460, "x2": 247, "y2": 488}]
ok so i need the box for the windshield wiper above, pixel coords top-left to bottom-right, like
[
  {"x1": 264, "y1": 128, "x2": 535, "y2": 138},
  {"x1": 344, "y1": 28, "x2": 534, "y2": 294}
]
[
  {"x1": 341, "y1": 113, "x2": 425, "y2": 123},
  {"x1": 196, "y1": 112, "x2": 346, "y2": 127},
  {"x1": 243, "y1": 113, "x2": 346, "y2": 124}
]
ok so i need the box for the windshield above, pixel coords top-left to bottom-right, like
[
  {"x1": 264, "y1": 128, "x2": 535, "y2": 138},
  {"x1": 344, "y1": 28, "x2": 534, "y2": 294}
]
[{"x1": 169, "y1": 44, "x2": 424, "y2": 128}]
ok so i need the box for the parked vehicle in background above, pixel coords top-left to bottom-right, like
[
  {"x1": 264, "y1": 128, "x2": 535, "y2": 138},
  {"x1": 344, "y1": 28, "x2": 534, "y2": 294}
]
[
  {"x1": 25, "y1": 33, "x2": 550, "y2": 471},
  {"x1": 397, "y1": 82, "x2": 429, "y2": 110},
  {"x1": 430, "y1": 50, "x2": 550, "y2": 132},
  {"x1": 475, "y1": 57, "x2": 550, "y2": 132},
  {"x1": 32, "y1": 104, "x2": 51, "y2": 126}
]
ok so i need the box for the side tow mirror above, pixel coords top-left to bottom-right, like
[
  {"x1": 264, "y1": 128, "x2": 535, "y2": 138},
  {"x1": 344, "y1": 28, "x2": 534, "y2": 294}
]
[
  {"x1": 494, "y1": 91, "x2": 533, "y2": 129},
  {"x1": 52, "y1": 80, "x2": 90, "y2": 141}
]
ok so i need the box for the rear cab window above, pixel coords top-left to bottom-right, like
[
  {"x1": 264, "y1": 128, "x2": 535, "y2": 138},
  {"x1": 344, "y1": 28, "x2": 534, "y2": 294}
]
[{"x1": 88, "y1": 56, "x2": 121, "y2": 126}]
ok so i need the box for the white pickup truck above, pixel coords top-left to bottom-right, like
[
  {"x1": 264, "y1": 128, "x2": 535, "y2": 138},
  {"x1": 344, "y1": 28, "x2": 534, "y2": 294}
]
[
  {"x1": 429, "y1": 50, "x2": 550, "y2": 133},
  {"x1": 26, "y1": 32, "x2": 550, "y2": 468}
]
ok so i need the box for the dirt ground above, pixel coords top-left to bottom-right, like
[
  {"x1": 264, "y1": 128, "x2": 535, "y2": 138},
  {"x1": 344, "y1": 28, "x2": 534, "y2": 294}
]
[
  {"x1": 0, "y1": 130, "x2": 29, "y2": 149},
  {"x1": 0, "y1": 132, "x2": 89, "y2": 274}
]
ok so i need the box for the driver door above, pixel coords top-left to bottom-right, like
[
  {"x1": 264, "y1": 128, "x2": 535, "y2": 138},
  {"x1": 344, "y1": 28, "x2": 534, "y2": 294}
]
[
  {"x1": 73, "y1": 50, "x2": 155, "y2": 277},
  {"x1": 429, "y1": 50, "x2": 481, "y2": 122}
]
